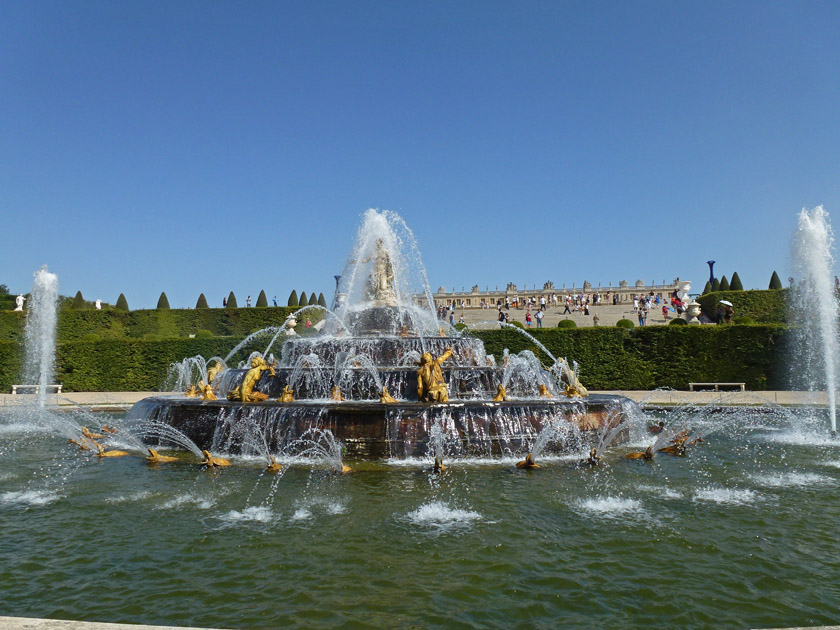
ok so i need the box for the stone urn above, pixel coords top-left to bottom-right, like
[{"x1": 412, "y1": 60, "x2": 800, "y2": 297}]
[
  {"x1": 686, "y1": 300, "x2": 702, "y2": 324},
  {"x1": 285, "y1": 316, "x2": 298, "y2": 336}
]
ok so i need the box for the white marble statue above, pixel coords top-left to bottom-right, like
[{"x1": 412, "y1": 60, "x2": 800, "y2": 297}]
[
  {"x1": 368, "y1": 238, "x2": 397, "y2": 306},
  {"x1": 14, "y1": 294, "x2": 25, "y2": 311}
]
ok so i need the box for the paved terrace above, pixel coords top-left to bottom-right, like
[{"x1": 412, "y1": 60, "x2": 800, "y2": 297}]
[{"x1": 0, "y1": 391, "x2": 830, "y2": 409}]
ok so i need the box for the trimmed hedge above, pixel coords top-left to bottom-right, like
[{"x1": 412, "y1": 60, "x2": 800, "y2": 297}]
[{"x1": 696, "y1": 289, "x2": 786, "y2": 323}]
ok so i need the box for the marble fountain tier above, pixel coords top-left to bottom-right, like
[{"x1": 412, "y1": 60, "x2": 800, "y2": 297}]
[{"x1": 128, "y1": 210, "x2": 635, "y2": 459}]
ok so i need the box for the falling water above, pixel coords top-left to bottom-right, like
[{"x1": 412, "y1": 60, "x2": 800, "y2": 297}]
[
  {"x1": 792, "y1": 206, "x2": 839, "y2": 433},
  {"x1": 23, "y1": 266, "x2": 59, "y2": 408}
]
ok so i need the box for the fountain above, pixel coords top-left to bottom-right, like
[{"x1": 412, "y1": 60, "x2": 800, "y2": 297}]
[
  {"x1": 791, "y1": 205, "x2": 840, "y2": 434},
  {"x1": 129, "y1": 210, "x2": 635, "y2": 460},
  {"x1": 22, "y1": 265, "x2": 59, "y2": 408}
]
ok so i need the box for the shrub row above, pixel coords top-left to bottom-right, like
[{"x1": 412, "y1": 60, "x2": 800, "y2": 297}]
[
  {"x1": 695, "y1": 289, "x2": 787, "y2": 323},
  {"x1": 0, "y1": 325, "x2": 790, "y2": 392}
]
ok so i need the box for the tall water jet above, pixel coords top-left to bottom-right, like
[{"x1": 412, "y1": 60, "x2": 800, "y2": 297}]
[
  {"x1": 23, "y1": 265, "x2": 59, "y2": 408},
  {"x1": 792, "y1": 205, "x2": 839, "y2": 434}
]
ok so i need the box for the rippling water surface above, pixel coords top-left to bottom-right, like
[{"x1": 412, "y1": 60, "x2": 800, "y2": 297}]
[{"x1": 1, "y1": 409, "x2": 839, "y2": 629}]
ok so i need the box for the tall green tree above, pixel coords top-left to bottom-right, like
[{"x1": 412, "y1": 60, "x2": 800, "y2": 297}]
[
  {"x1": 115, "y1": 293, "x2": 129, "y2": 311},
  {"x1": 769, "y1": 271, "x2": 783, "y2": 290},
  {"x1": 729, "y1": 272, "x2": 744, "y2": 291},
  {"x1": 308, "y1": 292, "x2": 318, "y2": 306},
  {"x1": 287, "y1": 290, "x2": 298, "y2": 307},
  {"x1": 719, "y1": 275, "x2": 730, "y2": 291},
  {"x1": 702, "y1": 281, "x2": 712, "y2": 295},
  {"x1": 227, "y1": 291, "x2": 238, "y2": 308},
  {"x1": 195, "y1": 293, "x2": 209, "y2": 309},
  {"x1": 299, "y1": 291, "x2": 308, "y2": 307},
  {"x1": 157, "y1": 292, "x2": 170, "y2": 309},
  {"x1": 72, "y1": 291, "x2": 86, "y2": 309},
  {"x1": 256, "y1": 290, "x2": 268, "y2": 307},
  {"x1": 711, "y1": 278, "x2": 721, "y2": 292},
  {"x1": 318, "y1": 293, "x2": 327, "y2": 307}
]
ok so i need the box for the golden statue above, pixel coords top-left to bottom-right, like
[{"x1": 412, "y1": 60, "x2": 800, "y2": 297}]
[
  {"x1": 101, "y1": 425, "x2": 117, "y2": 434},
  {"x1": 68, "y1": 438, "x2": 93, "y2": 451},
  {"x1": 584, "y1": 448, "x2": 601, "y2": 466},
  {"x1": 492, "y1": 384, "x2": 508, "y2": 402},
  {"x1": 146, "y1": 448, "x2": 179, "y2": 463},
  {"x1": 330, "y1": 386, "x2": 346, "y2": 401},
  {"x1": 380, "y1": 387, "x2": 398, "y2": 403},
  {"x1": 340, "y1": 463, "x2": 353, "y2": 474},
  {"x1": 560, "y1": 360, "x2": 589, "y2": 398},
  {"x1": 515, "y1": 453, "x2": 539, "y2": 469},
  {"x1": 95, "y1": 443, "x2": 129, "y2": 458},
  {"x1": 433, "y1": 456, "x2": 446, "y2": 473},
  {"x1": 227, "y1": 356, "x2": 274, "y2": 402},
  {"x1": 206, "y1": 361, "x2": 224, "y2": 384},
  {"x1": 400, "y1": 325, "x2": 411, "y2": 338},
  {"x1": 417, "y1": 347, "x2": 453, "y2": 403},
  {"x1": 266, "y1": 456, "x2": 283, "y2": 473},
  {"x1": 201, "y1": 450, "x2": 231, "y2": 467},
  {"x1": 625, "y1": 446, "x2": 654, "y2": 460},
  {"x1": 81, "y1": 426, "x2": 104, "y2": 440},
  {"x1": 278, "y1": 385, "x2": 295, "y2": 402},
  {"x1": 439, "y1": 327, "x2": 447, "y2": 337},
  {"x1": 200, "y1": 383, "x2": 217, "y2": 400},
  {"x1": 185, "y1": 384, "x2": 199, "y2": 398},
  {"x1": 538, "y1": 384, "x2": 553, "y2": 399}
]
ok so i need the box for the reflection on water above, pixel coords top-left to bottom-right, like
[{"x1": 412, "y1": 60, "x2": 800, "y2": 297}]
[{"x1": 1, "y1": 409, "x2": 840, "y2": 630}]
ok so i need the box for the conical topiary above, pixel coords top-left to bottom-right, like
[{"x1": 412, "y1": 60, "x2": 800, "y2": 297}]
[
  {"x1": 769, "y1": 271, "x2": 783, "y2": 290},
  {"x1": 308, "y1": 292, "x2": 318, "y2": 306},
  {"x1": 702, "y1": 281, "x2": 712, "y2": 295},
  {"x1": 116, "y1": 293, "x2": 129, "y2": 311},
  {"x1": 719, "y1": 275, "x2": 730, "y2": 291},
  {"x1": 227, "y1": 291, "x2": 238, "y2": 308},
  {"x1": 256, "y1": 290, "x2": 268, "y2": 308},
  {"x1": 196, "y1": 293, "x2": 209, "y2": 309},
  {"x1": 729, "y1": 272, "x2": 744, "y2": 291},
  {"x1": 288, "y1": 290, "x2": 298, "y2": 307},
  {"x1": 72, "y1": 290, "x2": 86, "y2": 309},
  {"x1": 299, "y1": 291, "x2": 308, "y2": 307},
  {"x1": 711, "y1": 278, "x2": 721, "y2": 292},
  {"x1": 318, "y1": 293, "x2": 327, "y2": 307},
  {"x1": 157, "y1": 292, "x2": 170, "y2": 309}
]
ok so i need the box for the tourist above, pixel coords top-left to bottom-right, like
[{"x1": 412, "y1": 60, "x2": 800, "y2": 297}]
[
  {"x1": 273, "y1": 296, "x2": 278, "y2": 306},
  {"x1": 662, "y1": 304, "x2": 669, "y2": 320},
  {"x1": 716, "y1": 305, "x2": 724, "y2": 324},
  {"x1": 223, "y1": 297, "x2": 227, "y2": 307},
  {"x1": 246, "y1": 296, "x2": 252, "y2": 307},
  {"x1": 637, "y1": 308, "x2": 645, "y2": 326},
  {"x1": 459, "y1": 313, "x2": 465, "y2": 325},
  {"x1": 724, "y1": 304, "x2": 734, "y2": 324},
  {"x1": 449, "y1": 310, "x2": 455, "y2": 326},
  {"x1": 563, "y1": 299, "x2": 572, "y2": 315},
  {"x1": 593, "y1": 313, "x2": 600, "y2": 326},
  {"x1": 305, "y1": 318, "x2": 312, "y2": 328},
  {"x1": 535, "y1": 310, "x2": 543, "y2": 328},
  {"x1": 525, "y1": 310, "x2": 532, "y2": 328},
  {"x1": 498, "y1": 310, "x2": 506, "y2": 328}
]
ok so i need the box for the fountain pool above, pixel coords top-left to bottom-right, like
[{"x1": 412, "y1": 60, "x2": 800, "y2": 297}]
[{"x1": 1, "y1": 404, "x2": 839, "y2": 629}]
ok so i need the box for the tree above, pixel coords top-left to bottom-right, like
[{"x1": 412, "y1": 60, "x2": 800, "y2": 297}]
[
  {"x1": 308, "y1": 292, "x2": 318, "y2": 306},
  {"x1": 72, "y1": 291, "x2": 86, "y2": 309},
  {"x1": 116, "y1": 293, "x2": 129, "y2": 311},
  {"x1": 769, "y1": 271, "x2": 783, "y2": 290},
  {"x1": 0, "y1": 284, "x2": 8, "y2": 296},
  {"x1": 299, "y1": 291, "x2": 308, "y2": 306},
  {"x1": 729, "y1": 272, "x2": 744, "y2": 291},
  {"x1": 702, "y1": 281, "x2": 712, "y2": 295},
  {"x1": 719, "y1": 275, "x2": 730, "y2": 291},
  {"x1": 287, "y1": 290, "x2": 298, "y2": 307},
  {"x1": 157, "y1": 292, "x2": 170, "y2": 309},
  {"x1": 711, "y1": 278, "x2": 721, "y2": 292},
  {"x1": 256, "y1": 290, "x2": 268, "y2": 307},
  {"x1": 195, "y1": 293, "x2": 209, "y2": 309},
  {"x1": 318, "y1": 293, "x2": 327, "y2": 307},
  {"x1": 227, "y1": 291, "x2": 238, "y2": 308}
]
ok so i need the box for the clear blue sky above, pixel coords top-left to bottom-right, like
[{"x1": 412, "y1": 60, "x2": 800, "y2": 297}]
[{"x1": 3, "y1": 1, "x2": 839, "y2": 307}]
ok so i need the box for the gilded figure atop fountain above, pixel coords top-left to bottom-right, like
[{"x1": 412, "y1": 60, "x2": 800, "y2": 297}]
[{"x1": 417, "y1": 347, "x2": 453, "y2": 402}]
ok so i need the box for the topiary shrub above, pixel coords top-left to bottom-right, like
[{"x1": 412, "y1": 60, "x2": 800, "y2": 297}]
[
  {"x1": 308, "y1": 293, "x2": 318, "y2": 306},
  {"x1": 769, "y1": 271, "x2": 783, "y2": 290},
  {"x1": 729, "y1": 272, "x2": 744, "y2": 291},
  {"x1": 509, "y1": 320, "x2": 524, "y2": 329},
  {"x1": 157, "y1": 292, "x2": 170, "y2": 309},
  {"x1": 256, "y1": 290, "x2": 268, "y2": 308},
  {"x1": 616, "y1": 319, "x2": 634, "y2": 328},
  {"x1": 287, "y1": 290, "x2": 298, "y2": 307},
  {"x1": 194, "y1": 329, "x2": 214, "y2": 339},
  {"x1": 298, "y1": 291, "x2": 308, "y2": 307},
  {"x1": 454, "y1": 322, "x2": 468, "y2": 332},
  {"x1": 227, "y1": 291, "x2": 238, "y2": 308},
  {"x1": 712, "y1": 278, "x2": 721, "y2": 292},
  {"x1": 116, "y1": 294, "x2": 129, "y2": 311},
  {"x1": 318, "y1": 293, "x2": 327, "y2": 307},
  {"x1": 668, "y1": 318, "x2": 687, "y2": 326},
  {"x1": 702, "y1": 281, "x2": 712, "y2": 295},
  {"x1": 719, "y1": 275, "x2": 730, "y2": 291},
  {"x1": 72, "y1": 291, "x2": 86, "y2": 310},
  {"x1": 557, "y1": 319, "x2": 577, "y2": 328},
  {"x1": 195, "y1": 293, "x2": 209, "y2": 309}
]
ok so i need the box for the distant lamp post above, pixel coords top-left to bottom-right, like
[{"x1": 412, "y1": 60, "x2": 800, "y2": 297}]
[{"x1": 707, "y1": 261, "x2": 716, "y2": 285}]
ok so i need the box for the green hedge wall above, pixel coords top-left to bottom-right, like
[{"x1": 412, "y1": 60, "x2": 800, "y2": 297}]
[
  {"x1": 0, "y1": 324, "x2": 790, "y2": 392},
  {"x1": 695, "y1": 289, "x2": 787, "y2": 323},
  {"x1": 0, "y1": 307, "x2": 318, "y2": 342}
]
